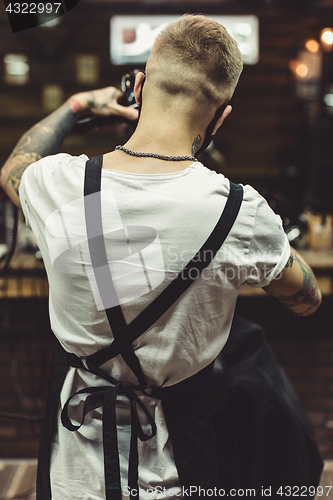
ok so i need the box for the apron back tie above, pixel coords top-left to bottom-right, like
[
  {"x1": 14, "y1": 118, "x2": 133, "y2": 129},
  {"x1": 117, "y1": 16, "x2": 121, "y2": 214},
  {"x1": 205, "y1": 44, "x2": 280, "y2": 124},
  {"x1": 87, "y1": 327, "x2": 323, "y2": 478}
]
[{"x1": 61, "y1": 381, "x2": 157, "y2": 500}]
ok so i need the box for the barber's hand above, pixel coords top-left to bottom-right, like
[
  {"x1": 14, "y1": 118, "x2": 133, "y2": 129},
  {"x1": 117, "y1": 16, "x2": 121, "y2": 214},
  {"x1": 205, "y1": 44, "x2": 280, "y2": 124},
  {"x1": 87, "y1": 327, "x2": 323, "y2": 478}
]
[{"x1": 69, "y1": 86, "x2": 139, "y2": 121}]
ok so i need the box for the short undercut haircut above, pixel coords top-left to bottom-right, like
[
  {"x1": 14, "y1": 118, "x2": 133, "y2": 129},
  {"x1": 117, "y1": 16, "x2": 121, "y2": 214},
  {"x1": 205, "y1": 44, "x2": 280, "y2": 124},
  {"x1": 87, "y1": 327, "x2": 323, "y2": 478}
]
[{"x1": 150, "y1": 14, "x2": 243, "y2": 104}]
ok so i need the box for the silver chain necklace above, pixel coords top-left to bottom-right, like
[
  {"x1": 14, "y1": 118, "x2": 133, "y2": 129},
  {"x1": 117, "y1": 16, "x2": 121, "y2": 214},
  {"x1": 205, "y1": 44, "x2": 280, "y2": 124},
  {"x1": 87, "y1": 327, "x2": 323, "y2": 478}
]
[{"x1": 115, "y1": 145, "x2": 198, "y2": 162}]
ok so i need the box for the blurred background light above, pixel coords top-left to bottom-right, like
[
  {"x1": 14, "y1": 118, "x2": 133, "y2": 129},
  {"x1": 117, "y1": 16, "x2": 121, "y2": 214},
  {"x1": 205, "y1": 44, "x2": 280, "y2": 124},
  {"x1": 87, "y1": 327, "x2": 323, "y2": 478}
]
[
  {"x1": 320, "y1": 28, "x2": 333, "y2": 50},
  {"x1": 4, "y1": 54, "x2": 29, "y2": 85},
  {"x1": 296, "y1": 63, "x2": 309, "y2": 78},
  {"x1": 323, "y1": 93, "x2": 333, "y2": 107},
  {"x1": 305, "y1": 39, "x2": 320, "y2": 53}
]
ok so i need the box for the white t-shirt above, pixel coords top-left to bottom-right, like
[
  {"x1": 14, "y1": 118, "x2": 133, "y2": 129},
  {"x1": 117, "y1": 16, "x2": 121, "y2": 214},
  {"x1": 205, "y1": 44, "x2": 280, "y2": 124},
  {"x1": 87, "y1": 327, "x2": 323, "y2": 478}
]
[{"x1": 19, "y1": 153, "x2": 290, "y2": 500}]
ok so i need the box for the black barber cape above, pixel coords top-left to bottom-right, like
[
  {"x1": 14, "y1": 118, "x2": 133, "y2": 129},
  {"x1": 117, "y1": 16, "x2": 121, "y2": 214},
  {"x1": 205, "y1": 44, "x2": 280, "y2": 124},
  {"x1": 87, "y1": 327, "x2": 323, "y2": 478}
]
[
  {"x1": 213, "y1": 316, "x2": 323, "y2": 499},
  {"x1": 36, "y1": 155, "x2": 243, "y2": 500}
]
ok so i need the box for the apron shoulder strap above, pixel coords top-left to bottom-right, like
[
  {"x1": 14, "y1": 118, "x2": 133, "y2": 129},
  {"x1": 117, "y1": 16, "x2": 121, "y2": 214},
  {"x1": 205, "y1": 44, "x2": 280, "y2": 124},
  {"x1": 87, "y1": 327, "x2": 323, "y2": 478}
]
[
  {"x1": 83, "y1": 155, "x2": 145, "y2": 383},
  {"x1": 83, "y1": 156, "x2": 243, "y2": 369}
]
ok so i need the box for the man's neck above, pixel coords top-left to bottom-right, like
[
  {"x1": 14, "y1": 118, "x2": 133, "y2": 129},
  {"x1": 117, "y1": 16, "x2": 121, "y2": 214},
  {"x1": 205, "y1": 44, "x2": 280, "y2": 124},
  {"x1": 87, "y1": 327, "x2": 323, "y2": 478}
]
[{"x1": 125, "y1": 113, "x2": 205, "y2": 158}]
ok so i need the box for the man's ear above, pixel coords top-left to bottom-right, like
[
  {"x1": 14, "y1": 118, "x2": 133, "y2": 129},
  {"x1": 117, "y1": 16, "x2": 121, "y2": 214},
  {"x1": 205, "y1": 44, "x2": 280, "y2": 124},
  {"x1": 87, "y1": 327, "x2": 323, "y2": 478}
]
[
  {"x1": 211, "y1": 105, "x2": 232, "y2": 136},
  {"x1": 134, "y1": 72, "x2": 146, "y2": 105}
]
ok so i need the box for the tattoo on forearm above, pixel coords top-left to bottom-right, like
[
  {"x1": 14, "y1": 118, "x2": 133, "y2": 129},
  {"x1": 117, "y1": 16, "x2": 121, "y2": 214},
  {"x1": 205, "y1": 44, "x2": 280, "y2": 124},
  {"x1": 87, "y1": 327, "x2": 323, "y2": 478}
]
[
  {"x1": 191, "y1": 134, "x2": 202, "y2": 156},
  {"x1": 277, "y1": 253, "x2": 321, "y2": 315},
  {"x1": 6, "y1": 153, "x2": 42, "y2": 195},
  {"x1": 1, "y1": 101, "x2": 78, "y2": 199},
  {"x1": 285, "y1": 251, "x2": 296, "y2": 268}
]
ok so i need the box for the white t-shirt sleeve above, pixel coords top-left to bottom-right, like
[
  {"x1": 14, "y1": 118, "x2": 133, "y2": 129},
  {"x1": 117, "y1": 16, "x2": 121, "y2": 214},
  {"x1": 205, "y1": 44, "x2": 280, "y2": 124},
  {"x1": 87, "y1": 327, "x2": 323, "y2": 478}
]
[
  {"x1": 245, "y1": 191, "x2": 290, "y2": 288},
  {"x1": 18, "y1": 156, "x2": 48, "y2": 230},
  {"x1": 19, "y1": 153, "x2": 88, "y2": 231},
  {"x1": 18, "y1": 171, "x2": 32, "y2": 230}
]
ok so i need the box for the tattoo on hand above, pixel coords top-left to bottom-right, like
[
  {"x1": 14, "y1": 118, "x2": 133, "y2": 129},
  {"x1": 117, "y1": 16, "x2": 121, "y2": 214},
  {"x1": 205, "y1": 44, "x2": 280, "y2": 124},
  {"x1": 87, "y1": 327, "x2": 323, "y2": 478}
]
[
  {"x1": 191, "y1": 134, "x2": 202, "y2": 156},
  {"x1": 277, "y1": 253, "x2": 321, "y2": 315},
  {"x1": 87, "y1": 89, "x2": 119, "y2": 114},
  {"x1": 88, "y1": 95, "x2": 107, "y2": 111}
]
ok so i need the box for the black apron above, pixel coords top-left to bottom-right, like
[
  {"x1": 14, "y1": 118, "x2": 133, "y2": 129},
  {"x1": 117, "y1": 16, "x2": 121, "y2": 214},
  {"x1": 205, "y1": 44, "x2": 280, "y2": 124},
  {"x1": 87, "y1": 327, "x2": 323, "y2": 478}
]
[{"x1": 36, "y1": 155, "x2": 243, "y2": 500}]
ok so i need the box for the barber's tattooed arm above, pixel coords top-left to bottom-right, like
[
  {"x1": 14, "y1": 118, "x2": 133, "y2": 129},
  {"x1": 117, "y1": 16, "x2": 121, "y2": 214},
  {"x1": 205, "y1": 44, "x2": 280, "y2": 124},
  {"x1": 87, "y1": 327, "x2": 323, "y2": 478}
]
[
  {"x1": 285, "y1": 250, "x2": 296, "y2": 268},
  {"x1": 278, "y1": 251, "x2": 322, "y2": 315},
  {"x1": 0, "y1": 86, "x2": 138, "y2": 208},
  {"x1": 263, "y1": 247, "x2": 322, "y2": 316},
  {"x1": 0, "y1": 102, "x2": 78, "y2": 207}
]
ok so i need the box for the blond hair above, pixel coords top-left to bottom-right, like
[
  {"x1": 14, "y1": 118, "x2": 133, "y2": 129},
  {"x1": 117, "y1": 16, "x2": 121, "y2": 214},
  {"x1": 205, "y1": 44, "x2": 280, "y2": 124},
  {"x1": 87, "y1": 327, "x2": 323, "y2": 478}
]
[{"x1": 147, "y1": 14, "x2": 243, "y2": 105}]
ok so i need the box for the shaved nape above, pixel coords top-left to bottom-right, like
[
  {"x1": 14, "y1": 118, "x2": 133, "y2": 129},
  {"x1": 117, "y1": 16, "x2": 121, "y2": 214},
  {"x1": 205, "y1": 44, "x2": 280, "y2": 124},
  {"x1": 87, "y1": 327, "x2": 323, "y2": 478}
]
[{"x1": 146, "y1": 52, "x2": 230, "y2": 107}]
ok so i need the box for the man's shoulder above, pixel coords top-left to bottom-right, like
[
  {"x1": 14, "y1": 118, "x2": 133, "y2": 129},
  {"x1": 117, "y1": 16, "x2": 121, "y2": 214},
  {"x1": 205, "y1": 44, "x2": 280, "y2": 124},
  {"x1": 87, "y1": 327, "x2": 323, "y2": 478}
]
[
  {"x1": 24, "y1": 153, "x2": 88, "y2": 176},
  {"x1": 21, "y1": 153, "x2": 88, "y2": 198},
  {"x1": 20, "y1": 153, "x2": 89, "y2": 211},
  {"x1": 194, "y1": 164, "x2": 264, "y2": 202}
]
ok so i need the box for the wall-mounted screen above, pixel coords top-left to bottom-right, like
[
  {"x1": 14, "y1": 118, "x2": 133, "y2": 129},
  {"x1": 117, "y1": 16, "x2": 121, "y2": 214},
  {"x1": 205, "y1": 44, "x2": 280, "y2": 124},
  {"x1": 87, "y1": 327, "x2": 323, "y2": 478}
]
[{"x1": 110, "y1": 15, "x2": 259, "y2": 66}]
